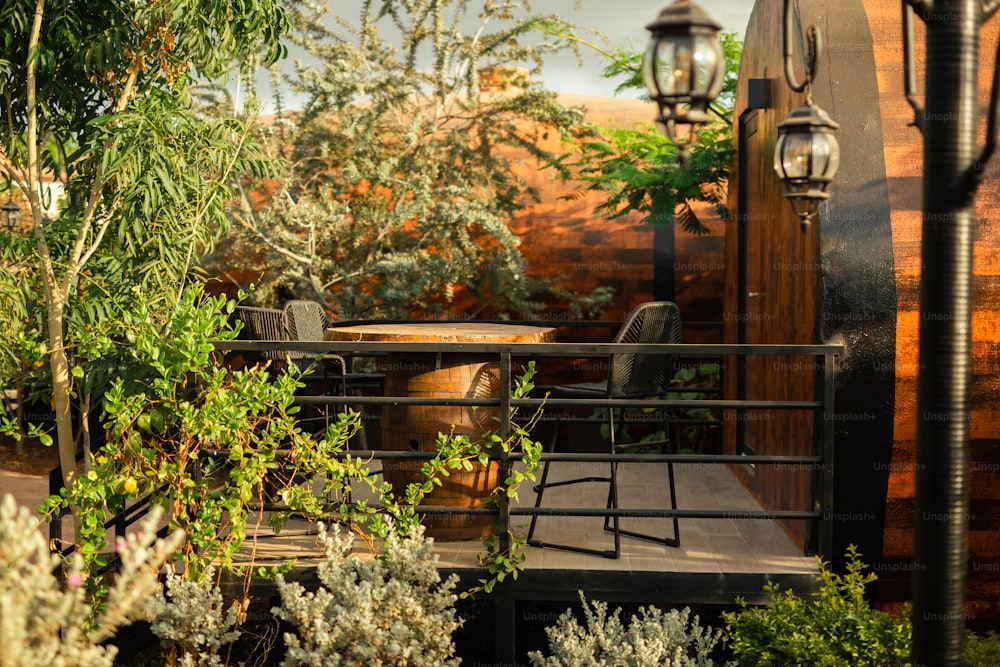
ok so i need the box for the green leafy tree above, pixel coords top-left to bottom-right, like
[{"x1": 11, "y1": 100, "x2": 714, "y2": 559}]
[
  {"x1": 1, "y1": 0, "x2": 289, "y2": 492},
  {"x1": 549, "y1": 31, "x2": 743, "y2": 234},
  {"x1": 207, "y1": 0, "x2": 612, "y2": 319}
]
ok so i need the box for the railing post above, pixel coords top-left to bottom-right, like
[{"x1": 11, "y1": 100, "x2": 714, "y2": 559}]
[
  {"x1": 498, "y1": 351, "x2": 512, "y2": 550},
  {"x1": 821, "y1": 349, "x2": 836, "y2": 564}
]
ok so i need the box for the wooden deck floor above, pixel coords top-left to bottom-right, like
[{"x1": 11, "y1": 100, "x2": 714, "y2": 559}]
[
  {"x1": 232, "y1": 461, "x2": 819, "y2": 605},
  {"x1": 0, "y1": 456, "x2": 819, "y2": 605}
]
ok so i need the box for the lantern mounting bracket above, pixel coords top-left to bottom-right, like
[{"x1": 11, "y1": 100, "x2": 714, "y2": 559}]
[{"x1": 783, "y1": 0, "x2": 821, "y2": 98}]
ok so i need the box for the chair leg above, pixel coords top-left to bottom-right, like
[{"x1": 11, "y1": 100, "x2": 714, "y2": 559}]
[
  {"x1": 527, "y1": 408, "x2": 618, "y2": 559},
  {"x1": 604, "y1": 409, "x2": 681, "y2": 548}
]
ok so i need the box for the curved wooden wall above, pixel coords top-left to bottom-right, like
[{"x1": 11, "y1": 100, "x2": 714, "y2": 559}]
[
  {"x1": 730, "y1": 0, "x2": 897, "y2": 562},
  {"x1": 734, "y1": 0, "x2": 1000, "y2": 627},
  {"x1": 861, "y1": 0, "x2": 1000, "y2": 625}
]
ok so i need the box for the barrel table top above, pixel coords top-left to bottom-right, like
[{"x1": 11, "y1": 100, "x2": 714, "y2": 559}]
[{"x1": 325, "y1": 322, "x2": 557, "y2": 343}]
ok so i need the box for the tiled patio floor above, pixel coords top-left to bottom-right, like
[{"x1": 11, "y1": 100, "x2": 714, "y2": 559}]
[
  {"x1": 238, "y1": 461, "x2": 817, "y2": 577},
  {"x1": 1, "y1": 457, "x2": 818, "y2": 595}
]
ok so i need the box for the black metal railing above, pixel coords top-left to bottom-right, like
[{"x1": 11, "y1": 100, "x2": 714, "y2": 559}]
[
  {"x1": 217, "y1": 335, "x2": 842, "y2": 563},
  {"x1": 45, "y1": 326, "x2": 840, "y2": 569}
]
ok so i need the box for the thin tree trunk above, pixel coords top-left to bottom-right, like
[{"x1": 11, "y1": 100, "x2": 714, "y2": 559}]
[{"x1": 46, "y1": 303, "x2": 77, "y2": 490}]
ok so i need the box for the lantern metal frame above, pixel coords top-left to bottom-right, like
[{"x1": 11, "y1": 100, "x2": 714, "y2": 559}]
[
  {"x1": 773, "y1": 102, "x2": 840, "y2": 229},
  {"x1": 772, "y1": 0, "x2": 840, "y2": 228},
  {"x1": 1, "y1": 197, "x2": 19, "y2": 231},
  {"x1": 642, "y1": 0, "x2": 727, "y2": 164}
]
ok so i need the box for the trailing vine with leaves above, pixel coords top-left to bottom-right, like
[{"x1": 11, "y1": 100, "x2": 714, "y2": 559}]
[
  {"x1": 45, "y1": 286, "x2": 546, "y2": 606},
  {"x1": 374, "y1": 361, "x2": 547, "y2": 597}
]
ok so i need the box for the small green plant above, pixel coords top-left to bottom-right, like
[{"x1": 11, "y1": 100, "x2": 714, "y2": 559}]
[
  {"x1": 272, "y1": 521, "x2": 461, "y2": 667},
  {"x1": 666, "y1": 362, "x2": 721, "y2": 453},
  {"x1": 966, "y1": 629, "x2": 1000, "y2": 666},
  {"x1": 590, "y1": 361, "x2": 720, "y2": 453},
  {"x1": 528, "y1": 591, "x2": 728, "y2": 666},
  {"x1": 722, "y1": 545, "x2": 912, "y2": 666}
]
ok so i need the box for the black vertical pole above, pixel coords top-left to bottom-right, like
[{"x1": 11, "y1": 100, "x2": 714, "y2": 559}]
[
  {"x1": 913, "y1": 1, "x2": 976, "y2": 664},
  {"x1": 653, "y1": 223, "x2": 676, "y2": 302}
]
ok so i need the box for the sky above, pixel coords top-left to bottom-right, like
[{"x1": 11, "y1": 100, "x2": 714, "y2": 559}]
[
  {"x1": 245, "y1": 1, "x2": 754, "y2": 109},
  {"x1": 523, "y1": 1, "x2": 753, "y2": 98}
]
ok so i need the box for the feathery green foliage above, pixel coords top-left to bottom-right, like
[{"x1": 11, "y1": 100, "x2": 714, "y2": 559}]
[
  {"x1": 208, "y1": 0, "x2": 613, "y2": 319},
  {"x1": 556, "y1": 32, "x2": 743, "y2": 234}
]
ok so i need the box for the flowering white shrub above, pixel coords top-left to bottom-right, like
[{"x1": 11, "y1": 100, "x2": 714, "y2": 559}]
[
  {"x1": 145, "y1": 567, "x2": 244, "y2": 667},
  {"x1": 0, "y1": 494, "x2": 182, "y2": 667},
  {"x1": 528, "y1": 591, "x2": 730, "y2": 667},
  {"x1": 272, "y1": 522, "x2": 461, "y2": 667}
]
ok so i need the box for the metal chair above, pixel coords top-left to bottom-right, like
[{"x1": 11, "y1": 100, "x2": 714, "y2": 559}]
[
  {"x1": 281, "y1": 300, "x2": 351, "y2": 431},
  {"x1": 282, "y1": 300, "x2": 390, "y2": 450},
  {"x1": 282, "y1": 300, "x2": 348, "y2": 380},
  {"x1": 231, "y1": 306, "x2": 289, "y2": 370},
  {"x1": 527, "y1": 301, "x2": 682, "y2": 559}
]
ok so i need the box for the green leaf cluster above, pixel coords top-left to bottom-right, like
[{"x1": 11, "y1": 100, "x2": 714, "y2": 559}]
[
  {"x1": 50, "y1": 285, "x2": 374, "y2": 600},
  {"x1": 722, "y1": 545, "x2": 912, "y2": 666},
  {"x1": 558, "y1": 32, "x2": 743, "y2": 235},
  {"x1": 2, "y1": 0, "x2": 291, "y2": 489}
]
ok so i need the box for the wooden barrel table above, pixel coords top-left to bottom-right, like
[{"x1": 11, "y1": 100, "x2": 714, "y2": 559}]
[{"x1": 325, "y1": 322, "x2": 556, "y2": 540}]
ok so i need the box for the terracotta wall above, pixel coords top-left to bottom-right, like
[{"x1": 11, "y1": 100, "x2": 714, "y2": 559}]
[
  {"x1": 452, "y1": 93, "x2": 726, "y2": 338},
  {"x1": 862, "y1": 0, "x2": 1000, "y2": 624}
]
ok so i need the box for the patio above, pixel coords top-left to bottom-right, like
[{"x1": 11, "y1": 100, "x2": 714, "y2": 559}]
[
  {"x1": 235, "y1": 460, "x2": 818, "y2": 581},
  {"x1": 215, "y1": 332, "x2": 838, "y2": 610},
  {"x1": 225, "y1": 457, "x2": 820, "y2": 663}
]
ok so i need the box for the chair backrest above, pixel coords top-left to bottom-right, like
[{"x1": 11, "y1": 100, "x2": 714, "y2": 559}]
[
  {"x1": 283, "y1": 300, "x2": 328, "y2": 343},
  {"x1": 607, "y1": 301, "x2": 682, "y2": 398},
  {"x1": 231, "y1": 306, "x2": 288, "y2": 361}
]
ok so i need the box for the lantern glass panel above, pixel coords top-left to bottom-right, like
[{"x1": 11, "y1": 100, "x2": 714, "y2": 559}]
[
  {"x1": 651, "y1": 37, "x2": 694, "y2": 97},
  {"x1": 819, "y1": 131, "x2": 840, "y2": 179},
  {"x1": 642, "y1": 40, "x2": 658, "y2": 95},
  {"x1": 776, "y1": 132, "x2": 815, "y2": 181},
  {"x1": 693, "y1": 34, "x2": 725, "y2": 99},
  {"x1": 810, "y1": 133, "x2": 831, "y2": 176}
]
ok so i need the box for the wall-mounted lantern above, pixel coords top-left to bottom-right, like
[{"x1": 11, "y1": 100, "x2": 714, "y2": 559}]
[
  {"x1": 1, "y1": 198, "x2": 20, "y2": 231},
  {"x1": 642, "y1": 0, "x2": 727, "y2": 165},
  {"x1": 773, "y1": 102, "x2": 840, "y2": 229},
  {"x1": 771, "y1": 0, "x2": 839, "y2": 229}
]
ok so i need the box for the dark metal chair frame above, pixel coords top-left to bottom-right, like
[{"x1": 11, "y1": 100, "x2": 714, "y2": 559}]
[{"x1": 527, "y1": 301, "x2": 682, "y2": 559}]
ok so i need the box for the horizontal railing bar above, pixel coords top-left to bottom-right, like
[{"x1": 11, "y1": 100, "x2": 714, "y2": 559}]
[
  {"x1": 218, "y1": 340, "x2": 844, "y2": 356},
  {"x1": 246, "y1": 503, "x2": 820, "y2": 520},
  {"x1": 531, "y1": 453, "x2": 823, "y2": 465},
  {"x1": 512, "y1": 508, "x2": 822, "y2": 520},
  {"x1": 202, "y1": 447, "x2": 821, "y2": 466},
  {"x1": 294, "y1": 395, "x2": 823, "y2": 410}
]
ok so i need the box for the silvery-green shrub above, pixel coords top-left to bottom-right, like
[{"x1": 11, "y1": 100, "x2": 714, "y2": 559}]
[
  {"x1": 0, "y1": 495, "x2": 182, "y2": 667},
  {"x1": 272, "y1": 521, "x2": 460, "y2": 667},
  {"x1": 529, "y1": 591, "x2": 729, "y2": 667},
  {"x1": 145, "y1": 566, "x2": 244, "y2": 667}
]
